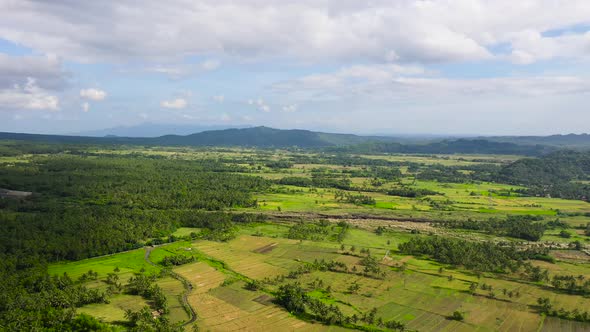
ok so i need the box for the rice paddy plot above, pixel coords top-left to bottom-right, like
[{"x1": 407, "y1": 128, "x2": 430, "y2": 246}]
[
  {"x1": 77, "y1": 294, "x2": 149, "y2": 324},
  {"x1": 48, "y1": 247, "x2": 158, "y2": 280}
]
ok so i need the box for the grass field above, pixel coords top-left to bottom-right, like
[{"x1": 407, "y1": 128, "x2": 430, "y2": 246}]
[
  {"x1": 48, "y1": 246, "x2": 191, "y2": 326},
  {"x1": 250, "y1": 182, "x2": 590, "y2": 221},
  {"x1": 48, "y1": 247, "x2": 158, "y2": 280}
]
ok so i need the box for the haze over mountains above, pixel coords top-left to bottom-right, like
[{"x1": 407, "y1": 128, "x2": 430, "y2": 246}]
[{"x1": 74, "y1": 123, "x2": 248, "y2": 138}]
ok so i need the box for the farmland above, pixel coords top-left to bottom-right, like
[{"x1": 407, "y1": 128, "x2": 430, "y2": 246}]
[
  {"x1": 3, "y1": 142, "x2": 590, "y2": 331},
  {"x1": 48, "y1": 225, "x2": 590, "y2": 331}
]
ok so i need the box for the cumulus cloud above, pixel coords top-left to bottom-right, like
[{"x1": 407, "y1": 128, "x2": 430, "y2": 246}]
[
  {"x1": 80, "y1": 88, "x2": 107, "y2": 101},
  {"x1": 161, "y1": 98, "x2": 188, "y2": 109},
  {"x1": 0, "y1": 78, "x2": 59, "y2": 111},
  {"x1": 248, "y1": 98, "x2": 270, "y2": 112},
  {"x1": 508, "y1": 29, "x2": 590, "y2": 64},
  {"x1": 2, "y1": 1, "x2": 590, "y2": 64}
]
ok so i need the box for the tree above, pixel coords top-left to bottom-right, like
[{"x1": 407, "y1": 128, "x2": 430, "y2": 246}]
[
  {"x1": 537, "y1": 297, "x2": 552, "y2": 313},
  {"x1": 450, "y1": 311, "x2": 464, "y2": 321},
  {"x1": 245, "y1": 280, "x2": 261, "y2": 291},
  {"x1": 348, "y1": 282, "x2": 360, "y2": 294},
  {"x1": 275, "y1": 283, "x2": 307, "y2": 314}
]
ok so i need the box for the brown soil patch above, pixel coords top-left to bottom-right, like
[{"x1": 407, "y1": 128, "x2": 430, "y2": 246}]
[
  {"x1": 253, "y1": 295, "x2": 273, "y2": 305},
  {"x1": 253, "y1": 243, "x2": 278, "y2": 254},
  {"x1": 551, "y1": 250, "x2": 590, "y2": 263}
]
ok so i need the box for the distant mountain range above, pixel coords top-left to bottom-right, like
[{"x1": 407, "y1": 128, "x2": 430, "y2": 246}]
[
  {"x1": 151, "y1": 126, "x2": 394, "y2": 147},
  {"x1": 484, "y1": 134, "x2": 590, "y2": 148},
  {"x1": 0, "y1": 126, "x2": 392, "y2": 148},
  {"x1": 1, "y1": 126, "x2": 590, "y2": 155},
  {"x1": 73, "y1": 123, "x2": 248, "y2": 137}
]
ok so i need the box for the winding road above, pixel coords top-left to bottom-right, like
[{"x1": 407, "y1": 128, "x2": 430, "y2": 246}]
[{"x1": 144, "y1": 246, "x2": 197, "y2": 327}]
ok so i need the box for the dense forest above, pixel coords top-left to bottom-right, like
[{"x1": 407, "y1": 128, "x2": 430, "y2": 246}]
[
  {"x1": 328, "y1": 139, "x2": 554, "y2": 156},
  {"x1": 494, "y1": 151, "x2": 590, "y2": 200},
  {"x1": 0, "y1": 155, "x2": 269, "y2": 263},
  {"x1": 437, "y1": 215, "x2": 547, "y2": 241},
  {"x1": 398, "y1": 236, "x2": 549, "y2": 272}
]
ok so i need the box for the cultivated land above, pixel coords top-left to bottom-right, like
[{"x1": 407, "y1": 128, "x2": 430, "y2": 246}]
[
  {"x1": 4, "y1": 143, "x2": 590, "y2": 331},
  {"x1": 50, "y1": 226, "x2": 590, "y2": 331}
]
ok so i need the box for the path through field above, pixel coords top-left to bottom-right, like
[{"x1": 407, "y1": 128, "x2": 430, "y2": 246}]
[{"x1": 144, "y1": 246, "x2": 197, "y2": 327}]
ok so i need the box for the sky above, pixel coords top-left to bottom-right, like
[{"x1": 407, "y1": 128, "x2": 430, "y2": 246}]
[{"x1": 1, "y1": 1, "x2": 590, "y2": 136}]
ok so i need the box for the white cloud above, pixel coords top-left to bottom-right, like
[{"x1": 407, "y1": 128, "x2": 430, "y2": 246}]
[
  {"x1": 282, "y1": 104, "x2": 297, "y2": 113},
  {"x1": 212, "y1": 95, "x2": 224, "y2": 103},
  {"x1": 248, "y1": 98, "x2": 270, "y2": 112},
  {"x1": 80, "y1": 88, "x2": 107, "y2": 101},
  {"x1": 2, "y1": 1, "x2": 590, "y2": 64},
  {"x1": 508, "y1": 29, "x2": 590, "y2": 64},
  {"x1": 200, "y1": 60, "x2": 220, "y2": 71},
  {"x1": 144, "y1": 65, "x2": 188, "y2": 77},
  {"x1": 143, "y1": 59, "x2": 221, "y2": 78},
  {"x1": 274, "y1": 64, "x2": 590, "y2": 102},
  {"x1": 0, "y1": 53, "x2": 67, "y2": 89},
  {"x1": 0, "y1": 78, "x2": 59, "y2": 111},
  {"x1": 161, "y1": 98, "x2": 188, "y2": 109},
  {"x1": 82, "y1": 102, "x2": 89, "y2": 112}
]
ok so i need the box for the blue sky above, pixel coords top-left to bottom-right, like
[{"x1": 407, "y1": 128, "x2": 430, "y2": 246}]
[{"x1": 1, "y1": 1, "x2": 590, "y2": 135}]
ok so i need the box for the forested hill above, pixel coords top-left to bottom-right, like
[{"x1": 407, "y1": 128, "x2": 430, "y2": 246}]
[
  {"x1": 485, "y1": 133, "x2": 590, "y2": 149},
  {"x1": 150, "y1": 126, "x2": 380, "y2": 147},
  {"x1": 497, "y1": 150, "x2": 590, "y2": 186},
  {"x1": 493, "y1": 150, "x2": 590, "y2": 200},
  {"x1": 327, "y1": 139, "x2": 555, "y2": 156},
  {"x1": 0, "y1": 127, "x2": 381, "y2": 149}
]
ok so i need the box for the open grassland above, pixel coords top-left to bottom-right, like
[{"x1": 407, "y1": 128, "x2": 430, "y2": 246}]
[
  {"x1": 48, "y1": 247, "x2": 158, "y2": 280},
  {"x1": 357, "y1": 153, "x2": 521, "y2": 166},
  {"x1": 78, "y1": 294, "x2": 149, "y2": 324},
  {"x1": 251, "y1": 181, "x2": 590, "y2": 219}
]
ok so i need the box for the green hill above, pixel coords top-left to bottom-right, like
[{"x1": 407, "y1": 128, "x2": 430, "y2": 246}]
[{"x1": 150, "y1": 126, "x2": 376, "y2": 148}]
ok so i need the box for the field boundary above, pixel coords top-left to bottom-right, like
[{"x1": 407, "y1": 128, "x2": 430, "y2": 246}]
[{"x1": 144, "y1": 246, "x2": 197, "y2": 327}]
